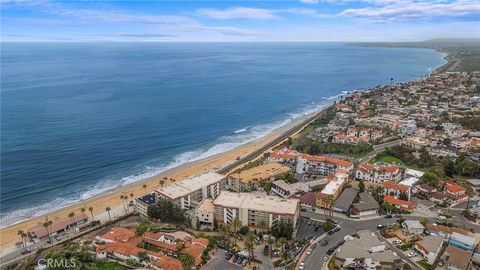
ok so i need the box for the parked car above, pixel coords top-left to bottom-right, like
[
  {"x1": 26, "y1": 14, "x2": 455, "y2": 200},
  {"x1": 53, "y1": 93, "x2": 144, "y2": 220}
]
[
  {"x1": 385, "y1": 214, "x2": 393, "y2": 218},
  {"x1": 394, "y1": 214, "x2": 403, "y2": 218},
  {"x1": 337, "y1": 240, "x2": 345, "y2": 247},
  {"x1": 326, "y1": 248, "x2": 335, "y2": 255},
  {"x1": 263, "y1": 245, "x2": 270, "y2": 255},
  {"x1": 311, "y1": 243, "x2": 317, "y2": 249},
  {"x1": 377, "y1": 224, "x2": 385, "y2": 229},
  {"x1": 299, "y1": 262, "x2": 305, "y2": 270},
  {"x1": 306, "y1": 248, "x2": 312, "y2": 255},
  {"x1": 334, "y1": 227, "x2": 341, "y2": 232},
  {"x1": 328, "y1": 230, "x2": 335, "y2": 235},
  {"x1": 323, "y1": 256, "x2": 329, "y2": 262},
  {"x1": 407, "y1": 252, "x2": 416, "y2": 258},
  {"x1": 314, "y1": 225, "x2": 321, "y2": 232},
  {"x1": 320, "y1": 239, "x2": 328, "y2": 246},
  {"x1": 436, "y1": 215, "x2": 447, "y2": 221}
]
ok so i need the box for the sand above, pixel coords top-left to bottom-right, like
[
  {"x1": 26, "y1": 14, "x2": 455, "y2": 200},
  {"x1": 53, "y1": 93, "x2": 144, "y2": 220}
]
[{"x1": 0, "y1": 111, "x2": 311, "y2": 254}]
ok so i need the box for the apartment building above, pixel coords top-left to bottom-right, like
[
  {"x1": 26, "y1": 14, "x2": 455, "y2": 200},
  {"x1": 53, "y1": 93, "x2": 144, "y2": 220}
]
[
  {"x1": 134, "y1": 193, "x2": 156, "y2": 217},
  {"x1": 355, "y1": 164, "x2": 403, "y2": 184},
  {"x1": 155, "y1": 172, "x2": 225, "y2": 210},
  {"x1": 295, "y1": 154, "x2": 354, "y2": 176},
  {"x1": 212, "y1": 191, "x2": 299, "y2": 234}
]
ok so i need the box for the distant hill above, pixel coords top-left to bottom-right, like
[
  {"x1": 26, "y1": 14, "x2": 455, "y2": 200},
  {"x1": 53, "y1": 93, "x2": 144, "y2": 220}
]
[{"x1": 350, "y1": 38, "x2": 480, "y2": 72}]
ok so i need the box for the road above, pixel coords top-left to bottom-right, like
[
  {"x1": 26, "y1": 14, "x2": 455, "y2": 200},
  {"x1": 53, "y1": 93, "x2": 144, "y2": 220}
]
[
  {"x1": 217, "y1": 104, "x2": 334, "y2": 174},
  {"x1": 359, "y1": 140, "x2": 401, "y2": 164},
  {"x1": 299, "y1": 210, "x2": 480, "y2": 270}
]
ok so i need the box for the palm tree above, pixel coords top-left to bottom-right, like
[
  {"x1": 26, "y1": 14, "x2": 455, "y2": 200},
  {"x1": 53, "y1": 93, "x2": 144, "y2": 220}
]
[
  {"x1": 170, "y1": 178, "x2": 176, "y2": 183},
  {"x1": 142, "y1": 184, "x2": 147, "y2": 195},
  {"x1": 106, "y1": 207, "x2": 112, "y2": 221},
  {"x1": 68, "y1": 212, "x2": 76, "y2": 234},
  {"x1": 129, "y1": 192, "x2": 134, "y2": 203},
  {"x1": 278, "y1": 237, "x2": 287, "y2": 253},
  {"x1": 43, "y1": 220, "x2": 53, "y2": 243},
  {"x1": 244, "y1": 231, "x2": 256, "y2": 262},
  {"x1": 80, "y1": 207, "x2": 86, "y2": 220},
  {"x1": 179, "y1": 254, "x2": 195, "y2": 270},
  {"x1": 232, "y1": 218, "x2": 242, "y2": 245},
  {"x1": 257, "y1": 219, "x2": 268, "y2": 235},
  {"x1": 159, "y1": 177, "x2": 166, "y2": 188},
  {"x1": 120, "y1": 195, "x2": 126, "y2": 212},
  {"x1": 88, "y1": 206, "x2": 95, "y2": 221},
  {"x1": 17, "y1": 230, "x2": 27, "y2": 253}
]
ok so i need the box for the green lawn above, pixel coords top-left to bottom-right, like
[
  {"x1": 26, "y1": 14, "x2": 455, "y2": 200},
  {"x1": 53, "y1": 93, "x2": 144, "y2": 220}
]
[
  {"x1": 94, "y1": 261, "x2": 129, "y2": 270},
  {"x1": 368, "y1": 155, "x2": 425, "y2": 171}
]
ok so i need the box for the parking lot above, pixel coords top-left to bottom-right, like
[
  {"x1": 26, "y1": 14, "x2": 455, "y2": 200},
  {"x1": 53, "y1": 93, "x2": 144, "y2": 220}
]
[
  {"x1": 203, "y1": 249, "x2": 243, "y2": 270},
  {"x1": 296, "y1": 217, "x2": 325, "y2": 240}
]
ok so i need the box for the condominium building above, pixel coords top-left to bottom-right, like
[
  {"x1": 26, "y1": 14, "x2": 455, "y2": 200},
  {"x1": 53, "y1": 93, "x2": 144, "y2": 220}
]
[
  {"x1": 134, "y1": 193, "x2": 156, "y2": 217},
  {"x1": 155, "y1": 172, "x2": 226, "y2": 210},
  {"x1": 212, "y1": 191, "x2": 299, "y2": 233},
  {"x1": 295, "y1": 154, "x2": 354, "y2": 176},
  {"x1": 355, "y1": 164, "x2": 403, "y2": 183},
  {"x1": 316, "y1": 172, "x2": 349, "y2": 208}
]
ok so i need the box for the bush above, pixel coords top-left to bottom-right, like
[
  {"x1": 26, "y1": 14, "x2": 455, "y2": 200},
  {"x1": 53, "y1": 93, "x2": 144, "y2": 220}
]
[{"x1": 323, "y1": 220, "x2": 335, "y2": 232}]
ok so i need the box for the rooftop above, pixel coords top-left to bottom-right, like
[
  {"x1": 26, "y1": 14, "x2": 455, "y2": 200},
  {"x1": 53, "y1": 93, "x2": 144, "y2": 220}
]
[
  {"x1": 353, "y1": 192, "x2": 379, "y2": 211},
  {"x1": 196, "y1": 198, "x2": 214, "y2": 213},
  {"x1": 137, "y1": 193, "x2": 156, "y2": 205},
  {"x1": 156, "y1": 172, "x2": 225, "y2": 199},
  {"x1": 403, "y1": 220, "x2": 425, "y2": 230},
  {"x1": 229, "y1": 162, "x2": 290, "y2": 183},
  {"x1": 383, "y1": 180, "x2": 409, "y2": 192},
  {"x1": 213, "y1": 191, "x2": 299, "y2": 215},
  {"x1": 336, "y1": 230, "x2": 399, "y2": 263},
  {"x1": 334, "y1": 188, "x2": 359, "y2": 212},
  {"x1": 444, "y1": 245, "x2": 472, "y2": 270},
  {"x1": 416, "y1": 235, "x2": 443, "y2": 253}
]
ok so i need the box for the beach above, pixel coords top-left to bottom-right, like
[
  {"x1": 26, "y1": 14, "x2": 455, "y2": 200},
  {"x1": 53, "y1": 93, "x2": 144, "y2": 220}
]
[{"x1": 0, "y1": 108, "x2": 312, "y2": 254}]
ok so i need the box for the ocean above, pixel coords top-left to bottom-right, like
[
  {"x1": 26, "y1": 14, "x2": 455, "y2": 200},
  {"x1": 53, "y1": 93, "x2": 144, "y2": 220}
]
[{"x1": 0, "y1": 42, "x2": 445, "y2": 227}]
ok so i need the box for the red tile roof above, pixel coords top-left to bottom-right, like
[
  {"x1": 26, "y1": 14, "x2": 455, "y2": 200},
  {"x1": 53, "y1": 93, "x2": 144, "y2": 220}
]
[
  {"x1": 383, "y1": 180, "x2": 409, "y2": 192},
  {"x1": 301, "y1": 154, "x2": 353, "y2": 167},
  {"x1": 98, "y1": 227, "x2": 136, "y2": 242},
  {"x1": 358, "y1": 164, "x2": 401, "y2": 173},
  {"x1": 384, "y1": 195, "x2": 413, "y2": 211},
  {"x1": 446, "y1": 183, "x2": 466, "y2": 193}
]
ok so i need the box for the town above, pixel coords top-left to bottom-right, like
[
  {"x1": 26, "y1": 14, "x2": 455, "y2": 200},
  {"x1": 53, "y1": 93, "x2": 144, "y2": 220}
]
[{"x1": 4, "y1": 70, "x2": 480, "y2": 270}]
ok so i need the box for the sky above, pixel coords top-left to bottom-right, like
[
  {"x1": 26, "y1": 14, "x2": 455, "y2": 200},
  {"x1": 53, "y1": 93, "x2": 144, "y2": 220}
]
[{"x1": 1, "y1": 0, "x2": 479, "y2": 42}]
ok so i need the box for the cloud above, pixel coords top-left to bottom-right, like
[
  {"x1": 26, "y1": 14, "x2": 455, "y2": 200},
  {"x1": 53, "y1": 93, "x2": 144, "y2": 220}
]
[
  {"x1": 299, "y1": 0, "x2": 319, "y2": 4},
  {"x1": 196, "y1": 7, "x2": 279, "y2": 20},
  {"x1": 340, "y1": 0, "x2": 480, "y2": 22}
]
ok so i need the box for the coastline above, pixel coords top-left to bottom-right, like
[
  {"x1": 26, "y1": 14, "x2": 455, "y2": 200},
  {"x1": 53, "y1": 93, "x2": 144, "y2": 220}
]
[
  {"x1": 0, "y1": 102, "x2": 328, "y2": 253},
  {"x1": 0, "y1": 48, "x2": 451, "y2": 255}
]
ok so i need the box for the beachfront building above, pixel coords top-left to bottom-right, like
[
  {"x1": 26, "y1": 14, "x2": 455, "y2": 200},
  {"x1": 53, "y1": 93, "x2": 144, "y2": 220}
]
[
  {"x1": 414, "y1": 235, "x2": 444, "y2": 264},
  {"x1": 134, "y1": 193, "x2": 156, "y2": 217},
  {"x1": 212, "y1": 191, "x2": 299, "y2": 234},
  {"x1": 194, "y1": 198, "x2": 215, "y2": 229},
  {"x1": 226, "y1": 162, "x2": 290, "y2": 192},
  {"x1": 295, "y1": 154, "x2": 354, "y2": 176},
  {"x1": 355, "y1": 164, "x2": 403, "y2": 184},
  {"x1": 271, "y1": 180, "x2": 310, "y2": 198},
  {"x1": 316, "y1": 172, "x2": 348, "y2": 209},
  {"x1": 334, "y1": 230, "x2": 403, "y2": 269},
  {"x1": 28, "y1": 214, "x2": 89, "y2": 240},
  {"x1": 155, "y1": 172, "x2": 226, "y2": 210}
]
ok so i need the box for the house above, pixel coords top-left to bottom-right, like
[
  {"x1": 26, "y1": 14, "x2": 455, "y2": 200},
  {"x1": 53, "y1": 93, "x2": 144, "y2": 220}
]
[
  {"x1": 96, "y1": 227, "x2": 136, "y2": 244},
  {"x1": 442, "y1": 245, "x2": 472, "y2": 270},
  {"x1": 445, "y1": 183, "x2": 469, "y2": 204},
  {"x1": 334, "y1": 230, "x2": 403, "y2": 269},
  {"x1": 267, "y1": 147, "x2": 302, "y2": 164},
  {"x1": 383, "y1": 180, "x2": 410, "y2": 200},
  {"x1": 135, "y1": 193, "x2": 156, "y2": 217},
  {"x1": 295, "y1": 154, "x2": 354, "y2": 176},
  {"x1": 416, "y1": 184, "x2": 437, "y2": 195},
  {"x1": 213, "y1": 191, "x2": 300, "y2": 234},
  {"x1": 347, "y1": 127, "x2": 358, "y2": 136},
  {"x1": 383, "y1": 195, "x2": 414, "y2": 212},
  {"x1": 316, "y1": 172, "x2": 348, "y2": 209},
  {"x1": 351, "y1": 192, "x2": 379, "y2": 218},
  {"x1": 355, "y1": 164, "x2": 403, "y2": 184},
  {"x1": 426, "y1": 224, "x2": 469, "y2": 239},
  {"x1": 414, "y1": 235, "x2": 444, "y2": 264},
  {"x1": 333, "y1": 188, "x2": 359, "y2": 213},
  {"x1": 402, "y1": 220, "x2": 425, "y2": 236},
  {"x1": 155, "y1": 172, "x2": 225, "y2": 210},
  {"x1": 447, "y1": 232, "x2": 476, "y2": 252},
  {"x1": 271, "y1": 180, "x2": 310, "y2": 198},
  {"x1": 226, "y1": 162, "x2": 291, "y2": 192},
  {"x1": 291, "y1": 192, "x2": 316, "y2": 212}
]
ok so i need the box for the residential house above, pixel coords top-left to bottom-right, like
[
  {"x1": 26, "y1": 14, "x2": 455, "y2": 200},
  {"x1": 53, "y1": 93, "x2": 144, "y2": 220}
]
[
  {"x1": 333, "y1": 188, "x2": 359, "y2": 213},
  {"x1": 442, "y1": 245, "x2": 472, "y2": 270},
  {"x1": 383, "y1": 180, "x2": 410, "y2": 200},
  {"x1": 445, "y1": 183, "x2": 469, "y2": 204},
  {"x1": 351, "y1": 192, "x2": 379, "y2": 218},
  {"x1": 402, "y1": 220, "x2": 425, "y2": 236},
  {"x1": 383, "y1": 195, "x2": 414, "y2": 212},
  {"x1": 291, "y1": 192, "x2": 316, "y2": 212},
  {"x1": 414, "y1": 235, "x2": 444, "y2": 264}
]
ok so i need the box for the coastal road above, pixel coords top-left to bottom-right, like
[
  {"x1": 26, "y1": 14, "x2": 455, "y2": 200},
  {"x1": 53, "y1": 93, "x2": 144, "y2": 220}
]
[{"x1": 217, "y1": 104, "x2": 334, "y2": 175}]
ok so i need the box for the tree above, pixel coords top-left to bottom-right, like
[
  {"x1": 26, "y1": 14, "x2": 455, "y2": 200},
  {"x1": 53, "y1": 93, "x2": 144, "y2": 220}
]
[
  {"x1": 80, "y1": 207, "x2": 86, "y2": 218},
  {"x1": 142, "y1": 184, "x2": 147, "y2": 195},
  {"x1": 68, "y1": 212, "x2": 76, "y2": 234},
  {"x1": 17, "y1": 230, "x2": 27, "y2": 253},
  {"x1": 160, "y1": 177, "x2": 167, "y2": 188},
  {"x1": 43, "y1": 220, "x2": 53, "y2": 243},
  {"x1": 271, "y1": 219, "x2": 294, "y2": 240},
  {"x1": 88, "y1": 206, "x2": 94, "y2": 221},
  {"x1": 179, "y1": 254, "x2": 195, "y2": 270},
  {"x1": 232, "y1": 218, "x2": 242, "y2": 245},
  {"x1": 135, "y1": 218, "x2": 151, "y2": 238},
  {"x1": 244, "y1": 231, "x2": 256, "y2": 262},
  {"x1": 257, "y1": 219, "x2": 268, "y2": 235},
  {"x1": 359, "y1": 180, "x2": 365, "y2": 192},
  {"x1": 419, "y1": 172, "x2": 440, "y2": 187},
  {"x1": 239, "y1": 225, "x2": 249, "y2": 236},
  {"x1": 147, "y1": 198, "x2": 187, "y2": 223},
  {"x1": 120, "y1": 195, "x2": 126, "y2": 212},
  {"x1": 106, "y1": 207, "x2": 112, "y2": 221}
]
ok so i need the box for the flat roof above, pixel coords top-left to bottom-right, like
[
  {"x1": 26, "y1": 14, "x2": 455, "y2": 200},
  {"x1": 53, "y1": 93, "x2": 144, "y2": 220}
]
[
  {"x1": 336, "y1": 230, "x2": 399, "y2": 263},
  {"x1": 156, "y1": 172, "x2": 225, "y2": 199},
  {"x1": 334, "y1": 188, "x2": 359, "y2": 212},
  {"x1": 213, "y1": 191, "x2": 299, "y2": 215},
  {"x1": 137, "y1": 193, "x2": 156, "y2": 205},
  {"x1": 229, "y1": 163, "x2": 291, "y2": 183},
  {"x1": 399, "y1": 177, "x2": 420, "y2": 187}
]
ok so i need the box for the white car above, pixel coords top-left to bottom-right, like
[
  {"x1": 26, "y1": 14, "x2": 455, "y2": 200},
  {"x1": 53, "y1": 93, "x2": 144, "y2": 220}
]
[
  {"x1": 299, "y1": 262, "x2": 305, "y2": 270},
  {"x1": 323, "y1": 256, "x2": 329, "y2": 262},
  {"x1": 436, "y1": 215, "x2": 447, "y2": 221},
  {"x1": 407, "y1": 252, "x2": 416, "y2": 258},
  {"x1": 306, "y1": 248, "x2": 312, "y2": 255}
]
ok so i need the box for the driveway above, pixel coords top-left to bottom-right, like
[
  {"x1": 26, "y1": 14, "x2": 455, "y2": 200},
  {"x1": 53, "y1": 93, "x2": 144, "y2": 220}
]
[{"x1": 202, "y1": 249, "x2": 243, "y2": 270}]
